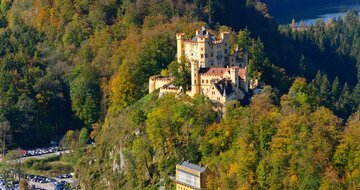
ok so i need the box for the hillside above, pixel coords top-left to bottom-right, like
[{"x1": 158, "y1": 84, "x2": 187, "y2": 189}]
[{"x1": 0, "y1": 0, "x2": 358, "y2": 189}]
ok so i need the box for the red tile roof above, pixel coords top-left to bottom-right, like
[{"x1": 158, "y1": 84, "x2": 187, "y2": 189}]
[
  {"x1": 199, "y1": 67, "x2": 246, "y2": 80},
  {"x1": 239, "y1": 68, "x2": 246, "y2": 80},
  {"x1": 199, "y1": 68, "x2": 229, "y2": 76}
]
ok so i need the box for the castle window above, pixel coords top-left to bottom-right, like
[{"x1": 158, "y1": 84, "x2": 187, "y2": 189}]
[
  {"x1": 206, "y1": 80, "x2": 208, "y2": 84},
  {"x1": 211, "y1": 53, "x2": 213, "y2": 57},
  {"x1": 225, "y1": 50, "x2": 228, "y2": 54},
  {"x1": 195, "y1": 80, "x2": 197, "y2": 84},
  {"x1": 201, "y1": 48, "x2": 204, "y2": 51},
  {"x1": 212, "y1": 91, "x2": 215, "y2": 95},
  {"x1": 202, "y1": 80, "x2": 204, "y2": 83},
  {"x1": 217, "y1": 97, "x2": 220, "y2": 101},
  {"x1": 205, "y1": 54, "x2": 208, "y2": 58},
  {"x1": 201, "y1": 54, "x2": 204, "y2": 58}
]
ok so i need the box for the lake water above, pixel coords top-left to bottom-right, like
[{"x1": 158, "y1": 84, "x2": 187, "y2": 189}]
[{"x1": 276, "y1": 2, "x2": 360, "y2": 25}]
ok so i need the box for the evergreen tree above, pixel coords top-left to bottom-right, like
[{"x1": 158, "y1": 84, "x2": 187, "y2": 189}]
[
  {"x1": 336, "y1": 83, "x2": 353, "y2": 118},
  {"x1": 331, "y1": 77, "x2": 341, "y2": 105},
  {"x1": 319, "y1": 74, "x2": 330, "y2": 107},
  {"x1": 352, "y1": 83, "x2": 360, "y2": 111}
]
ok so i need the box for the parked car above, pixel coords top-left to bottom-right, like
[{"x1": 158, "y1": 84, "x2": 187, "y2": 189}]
[{"x1": 56, "y1": 174, "x2": 72, "y2": 179}]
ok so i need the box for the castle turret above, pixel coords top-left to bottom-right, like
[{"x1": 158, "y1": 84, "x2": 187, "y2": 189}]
[
  {"x1": 191, "y1": 60, "x2": 200, "y2": 96},
  {"x1": 176, "y1": 33, "x2": 185, "y2": 62},
  {"x1": 149, "y1": 77, "x2": 156, "y2": 94}
]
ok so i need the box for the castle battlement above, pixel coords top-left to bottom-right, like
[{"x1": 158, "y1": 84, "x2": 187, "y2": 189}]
[{"x1": 150, "y1": 75, "x2": 173, "y2": 82}]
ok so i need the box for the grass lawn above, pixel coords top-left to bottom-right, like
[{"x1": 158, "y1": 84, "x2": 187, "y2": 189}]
[{"x1": 23, "y1": 155, "x2": 73, "y2": 177}]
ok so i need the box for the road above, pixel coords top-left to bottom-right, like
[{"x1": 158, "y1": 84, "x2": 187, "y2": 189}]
[{"x1": 16, "y1": 150, "x2": 70, "y2": 163}]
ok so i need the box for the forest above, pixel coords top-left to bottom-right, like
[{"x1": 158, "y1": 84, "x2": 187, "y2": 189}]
[{"x1": 0, "y1": 0, "x2": 358, "y2": 189}]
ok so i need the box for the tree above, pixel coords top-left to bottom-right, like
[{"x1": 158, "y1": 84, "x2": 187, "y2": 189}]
[
  {"x1": 287, "y1": 77, "x2": 314, "y2": 108},
  {"x1": 168, "y1": 55, "x2": 191, "y2": 93},
  {"x1": 78, "y1": 127, "x2": 89, "y2": 146},
  {"x1": 334, "y1": 112, "x2": 360, "y2": 189},
  {"x1": 6, "y1": 149, "x2": 23, "y2": 180},
  {"x1": 0, "y1": 119, "x2": 10, "y2": 156},
  {"x1": 331, "y1": 77, "x2": 341, "y2": 105},
  {"x1": 319, "y1": 74, "x2": 330, "y2": 107},
  {"x1": 61, "y1": 130, "x2": 78, "y2": 151},
  {"x1": 110, "y1": 60, "x2": 141, "y2": 110},
  {"x1": 19, "y1": 179, "x2": 30, "y2": 190},
  {"x1": 68, "y1": 64, "x2": 100, "y2": 126},
  {"x1": 237, "y1": 29, "x2": 251, "y2": 49},
  {"x1": 336, "y1": 83, "x2": 353, "y2": 118},
  {"x1": 352, "y1": 83, "x2": 360, "y2": 110},
  {"x1": 299, "y1": 54, "x2": 309, "y2": 73}
]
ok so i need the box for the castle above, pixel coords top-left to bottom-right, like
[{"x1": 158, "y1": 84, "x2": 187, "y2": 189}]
[{"x1": 149, "y1": 27, "x2": 249, "y2": 105}]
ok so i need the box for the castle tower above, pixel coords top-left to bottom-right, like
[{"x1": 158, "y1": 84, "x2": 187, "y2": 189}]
[
  {"x1": 197, "y1": 36, "x2": 206, "y2": 68},
  {"x1": 221, "y1": 32, "x2": 231, "y2": 60},
  {"x1": 230, "y1": 67, "x2": 239, "y2": 89},
  {"x1": 176, "y1": 33, "x2": 185, "y2": 62},
  {"x1": 191, "y1": 60, "x2": 200, "y2": 96}
]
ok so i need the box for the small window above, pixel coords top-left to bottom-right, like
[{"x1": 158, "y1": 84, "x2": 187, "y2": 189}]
[
  {"x1": 201, "y1": 54, "x2": 204, "y2": 58},
  {"x1": 211, "y1": 53, "x2": 214, "y2": 57},
  {"x1": 194, "y1": 80, "x2": 196, "y2": 84},
  {"x1": 206, "y1": 80, "x2": 209, "y2": 84},
  {"x1": 225, "y1": 43, "x2": 228, "y2": 46},
  {"x1": 212, "y1": 91, "x2": 215, "y2": 95},
  {"x1": 201, "y1": 48, "x2": 204, "y2": 51},
  {"x1": 225, "y1": 50, "x2": 228, "y2": 54},
  {"x1": 202, "y1": 79, "x2": 204, "y2": 83},
  {"x1": 217, "y1": 97, "x2": 220, "y2": 101}
]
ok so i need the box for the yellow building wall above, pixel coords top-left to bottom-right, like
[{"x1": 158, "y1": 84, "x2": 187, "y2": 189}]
[
  {"x1": 199, "y1": 75, "x2": 222, "y2": 95},
  {"x1": 176, "y1": 183, "x2": 196, "y2": 190}
]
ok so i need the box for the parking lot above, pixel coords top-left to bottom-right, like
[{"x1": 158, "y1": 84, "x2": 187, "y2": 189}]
[
  {"x1": 21, "y1": 147, "x2": 59, "y2": 158},
  {"x1": 0, "y1": 180, "x2": 19, "y2": 190},
  {"x1": 27, "y1": 174, "x2": 74, "y2": 190},
  {"x1": 0, "y1": 174, "x2": 74, "y2": 190}
]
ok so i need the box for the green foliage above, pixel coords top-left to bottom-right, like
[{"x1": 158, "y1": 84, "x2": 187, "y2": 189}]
[
  {"x1": 168, "y1": 56, "x2": 191, "y2": 93},
  {"x1": 68, "y1": 64, "x2": 100, "y2": 126},
  {"x1": 0, "y1": 1, "x2": 358, "y2": 189},
  {"x1": 78, "y1": 127, "x2": 89, "y2": 146}
]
